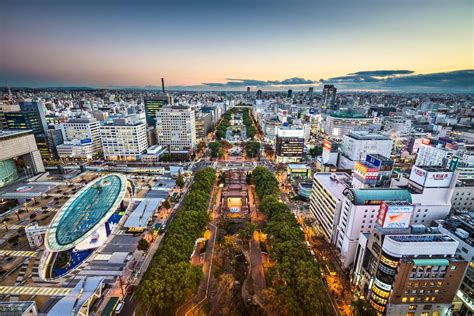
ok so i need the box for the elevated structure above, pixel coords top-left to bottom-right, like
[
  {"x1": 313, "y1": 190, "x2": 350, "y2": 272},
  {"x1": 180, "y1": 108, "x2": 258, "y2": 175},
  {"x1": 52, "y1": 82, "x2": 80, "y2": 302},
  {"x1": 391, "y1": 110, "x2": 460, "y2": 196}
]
[{"x1": 45, "y1": 174, "x2": 128, "y2": 252}]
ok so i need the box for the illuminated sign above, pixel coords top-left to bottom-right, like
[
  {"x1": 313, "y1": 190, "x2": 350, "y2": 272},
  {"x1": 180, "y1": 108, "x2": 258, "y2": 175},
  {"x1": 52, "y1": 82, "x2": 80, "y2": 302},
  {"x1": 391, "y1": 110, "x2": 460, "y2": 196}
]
[
  {"x1": 323, "y1": 140, "x2": 332, "y2": 151},
  {"x1": 377, "y1": 203, "x2": 414, "y2": 229},
  {"x1": 421, "y1": 138, "x2": 431, "y2": 145},
  {"x1": 374, "y1": 278, "x2": 392, "y2": 291}
]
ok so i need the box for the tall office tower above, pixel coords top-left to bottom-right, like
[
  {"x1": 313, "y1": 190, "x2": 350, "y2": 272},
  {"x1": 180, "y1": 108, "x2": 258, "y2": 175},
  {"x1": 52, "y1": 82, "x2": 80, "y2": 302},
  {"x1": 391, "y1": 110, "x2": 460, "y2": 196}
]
[
  {"x1": 4, "y1": 101, "x2": 51, "y2": 159},
  {"x1": 322, "y1": 84, "x2": 337, "y2": 109},
  {"x1": 287, "y1": 89, "x2": 293, "y2": 98},
  {"x1": 256, "y1": 90, "x2": 263, "y2": 100},
  {"x1": 275, "y1": 126, "x2": 305, "y2": 163},
  {"x1": 100, "y1": 118, "x2": 148, "y2": 161},
  {"x1": 47, "y1": 125, "x2": 63, "y2": 159},
  {"x1": 156, "y1": 106, "x2": 196, "y2": 153},
  {"x1": 304, "y1": 87, "x2": 314, "y2": 100},
  {"x1": 247, "y1": 87, "x2": 250, "y2": 93},
  {"x1": 144, "y1": 95, "x2": 172, "y2": 126}
]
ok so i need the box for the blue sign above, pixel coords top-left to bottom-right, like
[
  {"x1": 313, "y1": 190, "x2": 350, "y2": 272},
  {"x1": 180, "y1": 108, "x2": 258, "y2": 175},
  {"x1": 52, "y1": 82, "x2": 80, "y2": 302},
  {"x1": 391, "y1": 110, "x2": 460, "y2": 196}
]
[
  {"x1": 366, "y1": 154, "x2": 381, "y2": 167},
  {"x1": 81, "y1": 138, "x2": 92, "y2": 144}
]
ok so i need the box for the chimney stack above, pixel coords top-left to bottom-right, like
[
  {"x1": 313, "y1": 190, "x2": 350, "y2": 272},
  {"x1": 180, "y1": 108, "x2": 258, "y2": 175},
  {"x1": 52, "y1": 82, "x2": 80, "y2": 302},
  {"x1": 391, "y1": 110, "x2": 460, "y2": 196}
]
[{"x1": 161, "y1": 78, "x2": 165, "y2": 93}]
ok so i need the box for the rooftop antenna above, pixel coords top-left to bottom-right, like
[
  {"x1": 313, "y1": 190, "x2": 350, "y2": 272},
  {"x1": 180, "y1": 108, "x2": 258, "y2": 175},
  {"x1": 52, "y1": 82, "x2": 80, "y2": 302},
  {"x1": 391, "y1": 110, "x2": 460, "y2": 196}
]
[{"x1": 161, "y1": 78, "x2": 165, "y2": 93}]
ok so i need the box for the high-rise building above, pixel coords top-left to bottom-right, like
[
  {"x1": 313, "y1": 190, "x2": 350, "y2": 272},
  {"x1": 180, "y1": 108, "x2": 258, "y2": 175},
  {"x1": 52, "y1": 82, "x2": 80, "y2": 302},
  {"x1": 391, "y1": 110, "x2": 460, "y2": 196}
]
[
  {"x1": 256, "y1": 90, "x2": 263, "y2": 100},
  {"x1": 4, "y1": 101, "x2": 51, "y2": 159},
  {"x1": 156, "y1": 106, "x2": 196, "y2": 153},
  {"x1": 144, "y1": 95, "x2": 172, "y2": 127},
  {"x1": 287, "y1": 89, "x2": 293, "y2": 98},
  {"x1": 100, "y1": 118, "x2": 148, "y2": 161},
  {"x1": 275, "y1": 126, "x2": 304, "y2": 163},
  {"x1": 322, "y1": 84, "x2": 337, "y2": 109},
  {"x1": 247, "y1": 87, "x2": 250, "y2": 93},
  {"x1": 304, "y1": 87, "x2": 314, "y2": 100}
]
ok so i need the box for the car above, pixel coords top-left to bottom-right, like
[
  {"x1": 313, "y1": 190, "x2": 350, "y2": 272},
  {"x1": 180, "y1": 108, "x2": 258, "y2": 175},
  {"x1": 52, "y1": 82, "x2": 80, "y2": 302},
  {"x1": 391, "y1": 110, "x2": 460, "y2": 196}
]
[{"x1": 114, "y1": 302, "x2": 124, "y2": 314}]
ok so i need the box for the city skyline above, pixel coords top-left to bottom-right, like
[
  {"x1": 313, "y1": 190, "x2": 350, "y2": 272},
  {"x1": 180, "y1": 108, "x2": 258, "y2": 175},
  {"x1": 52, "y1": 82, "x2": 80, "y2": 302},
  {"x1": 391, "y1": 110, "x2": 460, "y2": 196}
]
[{"x1": 1, "y1": 0, "x2": 473, "y2": 92}]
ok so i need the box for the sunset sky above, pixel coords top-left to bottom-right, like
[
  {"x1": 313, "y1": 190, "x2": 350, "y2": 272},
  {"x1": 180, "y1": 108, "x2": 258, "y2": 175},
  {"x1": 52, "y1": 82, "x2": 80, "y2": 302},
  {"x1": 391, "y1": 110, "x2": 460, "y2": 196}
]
[{"x1": 0, "y1": 0, "x2": 472, "y2": 91}]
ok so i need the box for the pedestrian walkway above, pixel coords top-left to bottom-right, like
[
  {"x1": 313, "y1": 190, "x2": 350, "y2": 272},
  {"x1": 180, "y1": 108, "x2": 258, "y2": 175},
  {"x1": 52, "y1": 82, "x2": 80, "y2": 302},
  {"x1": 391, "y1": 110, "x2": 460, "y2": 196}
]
[
  {"x1": 0, "y1": 286, "x2": 71, "y2": 296},
  {"x1": 0, "y1": 249, "x2": 37, "y2": 257}
]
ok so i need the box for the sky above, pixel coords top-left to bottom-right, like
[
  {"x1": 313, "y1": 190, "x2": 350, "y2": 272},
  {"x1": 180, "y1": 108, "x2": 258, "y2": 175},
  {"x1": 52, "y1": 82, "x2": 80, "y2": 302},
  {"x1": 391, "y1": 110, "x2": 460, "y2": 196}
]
[{"x1": 0, "y1": 0, "x2": 473, "y2": 92}]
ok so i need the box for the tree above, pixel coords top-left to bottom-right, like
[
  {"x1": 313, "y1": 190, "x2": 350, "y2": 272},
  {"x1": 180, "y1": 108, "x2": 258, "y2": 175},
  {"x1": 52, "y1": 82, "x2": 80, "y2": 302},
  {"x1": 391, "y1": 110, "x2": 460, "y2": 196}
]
[
  {"x1": 137, "y1": 238, "x2": 150, "y2": 251},
  {"x1": 162, "y1": 199, "x2": 171, "y2": 209},
  {"x1": 309, "y1": 146, "x2": 323, "y2": 157},
  {"x1": 351, "y1": 298, "x2": 377, "y2": 316},
  {"x1": 245, "y1": 141, "x2": 261, "y2": 158},
  {"x1": 176, "y1": 174, "x2": 185, "y2": 188},
  {"x1": 208, "y1": 142, "x2": 223, "y2": 158}
]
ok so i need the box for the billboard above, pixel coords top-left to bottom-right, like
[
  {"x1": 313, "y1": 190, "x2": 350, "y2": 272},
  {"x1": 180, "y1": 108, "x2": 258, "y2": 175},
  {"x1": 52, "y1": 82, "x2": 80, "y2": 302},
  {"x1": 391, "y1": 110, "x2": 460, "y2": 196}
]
[
  {"x1": 323, "y1": 140, "x2": 333, "y2": 151},
  {"x1": 409, "y1": 166, "x2": 453, "y2": 188},
  {"x1": 80, "y1": 138, "x2": 92, "y2": 144},
  {"x1": 354, "y1": 162, "x2": 379, "y2": 181},
  {"x1": 377, "y1": 203, "x2": 413, "y2": 229},
  {"x1": 366, "y1": 154, "x2": 382, "y2": 167}
]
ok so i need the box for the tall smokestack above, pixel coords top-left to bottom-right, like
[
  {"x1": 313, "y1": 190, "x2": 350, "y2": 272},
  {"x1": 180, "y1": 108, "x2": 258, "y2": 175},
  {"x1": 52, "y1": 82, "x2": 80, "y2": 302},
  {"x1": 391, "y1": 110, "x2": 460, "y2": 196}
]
[{"x1": 161, "y1": 78, "x2": 165, "y2": 93}]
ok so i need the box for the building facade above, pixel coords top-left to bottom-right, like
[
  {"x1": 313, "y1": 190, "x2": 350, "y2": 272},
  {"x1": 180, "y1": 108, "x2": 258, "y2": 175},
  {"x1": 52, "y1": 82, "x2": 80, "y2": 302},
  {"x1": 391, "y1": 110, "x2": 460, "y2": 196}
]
[
  {"x1": 100, "y1": 118, "x2": 148, "y2": 161},
  {"x1": 156, "y1": 106, "x2": 196, "y2": 153}
]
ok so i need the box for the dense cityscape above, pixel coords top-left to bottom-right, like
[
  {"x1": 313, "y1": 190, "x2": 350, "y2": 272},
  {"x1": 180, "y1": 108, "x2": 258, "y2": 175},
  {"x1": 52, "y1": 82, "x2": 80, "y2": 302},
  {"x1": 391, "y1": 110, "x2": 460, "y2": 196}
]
[{"x1": 1, "y1": 1, "x2": 473, "y2": 316}]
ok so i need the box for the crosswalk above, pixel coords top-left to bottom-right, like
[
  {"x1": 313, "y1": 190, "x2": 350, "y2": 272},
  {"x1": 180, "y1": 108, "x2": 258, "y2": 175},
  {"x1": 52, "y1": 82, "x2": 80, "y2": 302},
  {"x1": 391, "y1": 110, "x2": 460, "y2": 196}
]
[
  {"x1": 0, "y1": 250, "x2": 37, "y2": 257},
  {"x1": 1, "y1": 224, "x2": 25, "y2": 230},
  {"x1": 0, "y1": 285, "x2": 71, "y2": 296}
]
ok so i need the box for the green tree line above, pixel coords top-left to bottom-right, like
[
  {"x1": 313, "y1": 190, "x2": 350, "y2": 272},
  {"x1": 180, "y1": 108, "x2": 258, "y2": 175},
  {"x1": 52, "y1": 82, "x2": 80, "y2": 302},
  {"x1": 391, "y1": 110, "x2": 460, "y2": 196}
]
[
  {"x1": 136, "y1": 167, "x2": 216, "y2": 314},
  {"x1": 252, "y1": 167, "x2": 331, "y2": 315}
]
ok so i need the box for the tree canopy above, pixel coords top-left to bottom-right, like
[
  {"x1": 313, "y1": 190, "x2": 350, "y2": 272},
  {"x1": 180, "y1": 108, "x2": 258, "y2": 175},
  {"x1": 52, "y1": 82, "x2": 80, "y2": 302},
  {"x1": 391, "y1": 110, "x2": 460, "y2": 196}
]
[
  {"x1": 245, "y1": 141, "x2": 260, "y2": 158},
  {"x1": 252, "y1": 167, "x2": 331, "y2": 315},
  {"x1": 137, "y1": 168, "x2": 216, "y2": 314}
]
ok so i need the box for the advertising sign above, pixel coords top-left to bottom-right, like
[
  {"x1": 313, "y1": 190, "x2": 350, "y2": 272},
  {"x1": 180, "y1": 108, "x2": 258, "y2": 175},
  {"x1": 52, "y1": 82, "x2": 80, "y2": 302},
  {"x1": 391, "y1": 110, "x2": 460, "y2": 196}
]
[
  {"x1": 354, "y1": 162, "x2": 379, "y2": 181},
  {"x1": 366, "y1": 154, "x2": 382, "y2": 167},
  {"x1": 424, "y1": 171, "x2": 453, "y2": 188},
  {"x1": 80, "y1": 138, "x2": 92, "y2": 144},
  {"x1": 409, "y1": 166, "x2": 428, "y2": 186},
  {"x1": 377, "y1": 203, "x2": 413, "y2": 229},
  {"x1": 323, "y1": 140, "x2": 333, "y2": 151}
]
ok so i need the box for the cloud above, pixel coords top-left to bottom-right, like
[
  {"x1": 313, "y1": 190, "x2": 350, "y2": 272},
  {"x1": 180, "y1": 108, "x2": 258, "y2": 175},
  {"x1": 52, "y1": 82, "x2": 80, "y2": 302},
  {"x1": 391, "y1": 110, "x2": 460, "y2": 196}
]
[
  {"x1": 203, "y1": 77, "x2": 316, "y2": 88},
  {"x1": 321, "y1": 69, "x2": 474, "y2": 92}
]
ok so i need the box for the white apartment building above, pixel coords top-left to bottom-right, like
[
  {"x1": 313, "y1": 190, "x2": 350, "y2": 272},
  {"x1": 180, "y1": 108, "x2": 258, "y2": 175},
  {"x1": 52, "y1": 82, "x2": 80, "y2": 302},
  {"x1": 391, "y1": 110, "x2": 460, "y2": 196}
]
[
  {"x1": 339, "y1": 131, "x2": 393, "y2": 169},
  {"x1": 309, "y1": 173, "x2": 350, "y2": 243},
  {"x1": 100, "y1": 118, "x2": 148, "y2": 161},
  {"x1": 156, "y1": 106, "x2": 196, "y2": 152}
]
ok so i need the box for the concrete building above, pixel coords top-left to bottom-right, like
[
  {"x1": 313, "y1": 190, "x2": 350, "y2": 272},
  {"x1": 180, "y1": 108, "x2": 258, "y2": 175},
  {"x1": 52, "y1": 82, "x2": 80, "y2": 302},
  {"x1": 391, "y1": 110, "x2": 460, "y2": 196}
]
[
  {"x1": 415, "y1": 143, "x2": 451, "y2": 167},
  {"x1": 100, "y1": 118, "x2": 148, "y2": 161},
  {"x1": 354, "y1": 225, "x2": 467, "y2": 316},
  {"x1": 195, "y1": 112, "x2": 212, "y2": 142},
  {"x1": 339, "y1": 131, "x2": 393, "y2": 169},
  {"x1": 336, "y1": 188, "x2": 413, "y2": 269},
  {"x1": 275, "y1": 126, "x2": 304, "y2": 163},
  {"x1": 58, "y1": 117, "x2": 101, "y2": 159},
  {"x1": 156, "y1": 106, "x2": 196, "y2": 153},
  {"x1": 436, "y1": 213, "x2": 474, "y2": 315},
  {"x1": 324, "y1": 112, "x2": 373, "y2": 139},
  {"x1": 0, "y1": 130, "x2": 45, "y2": 187},
  {"x1": 309, "y1": 173, "x2": 351, "y2": 243}
]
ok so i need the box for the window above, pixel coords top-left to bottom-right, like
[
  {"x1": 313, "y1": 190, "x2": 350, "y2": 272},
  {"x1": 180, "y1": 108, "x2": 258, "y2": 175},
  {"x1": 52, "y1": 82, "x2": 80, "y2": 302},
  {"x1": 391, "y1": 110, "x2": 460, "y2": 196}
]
[
  {"x1": 402, "y1": 297, "x2": 407, "y2": 302},
  {"x1": 451, "y1": 266, "x2": 457, "y2": 271},
  {"x1": 409, "y1": 305, "x2": 417, "y2": 310}
]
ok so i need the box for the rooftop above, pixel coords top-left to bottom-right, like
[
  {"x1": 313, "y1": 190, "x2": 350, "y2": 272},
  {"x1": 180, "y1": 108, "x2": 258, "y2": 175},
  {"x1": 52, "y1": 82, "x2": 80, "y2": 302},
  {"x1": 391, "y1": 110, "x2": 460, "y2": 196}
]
[
  {"x1": 329, "y1": 111, "x2": 369, "y2": 119},
  {"x1": 314, "y1": 173, "x2": 351, "y2": 201},
  {"x1": 346, "y1": 131, "x2": 391, "y2": 141},
  {"x1": 348, "y1": 188, "x2": 412, "y2": 205},
  {"x1": 46, "y1": 174, "x2": 128, "y2": 252},
  {"x1": 387, "y1": 234, "x2": 455, "y2": 243},
  {"x1": 0, "y1": 129, "x2": 33, "y2": 139}
]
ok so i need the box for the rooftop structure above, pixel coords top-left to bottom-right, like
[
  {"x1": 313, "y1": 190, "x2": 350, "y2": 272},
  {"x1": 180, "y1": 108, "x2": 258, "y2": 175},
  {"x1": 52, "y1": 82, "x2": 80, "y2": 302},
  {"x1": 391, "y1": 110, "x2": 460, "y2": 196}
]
[{"x1": 45, "y1": 174, "x2": 128, "y2": 252}]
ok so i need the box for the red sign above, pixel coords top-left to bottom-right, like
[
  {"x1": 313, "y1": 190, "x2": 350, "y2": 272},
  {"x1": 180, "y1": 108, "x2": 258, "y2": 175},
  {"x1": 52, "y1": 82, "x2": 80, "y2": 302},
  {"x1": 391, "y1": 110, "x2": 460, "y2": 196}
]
[
  {"x1": 323, "y1": 140, "x2": 332, "y2": 151},
  {"x1": 421, "y1": 138, "x2": 431, "y2": 145}
]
